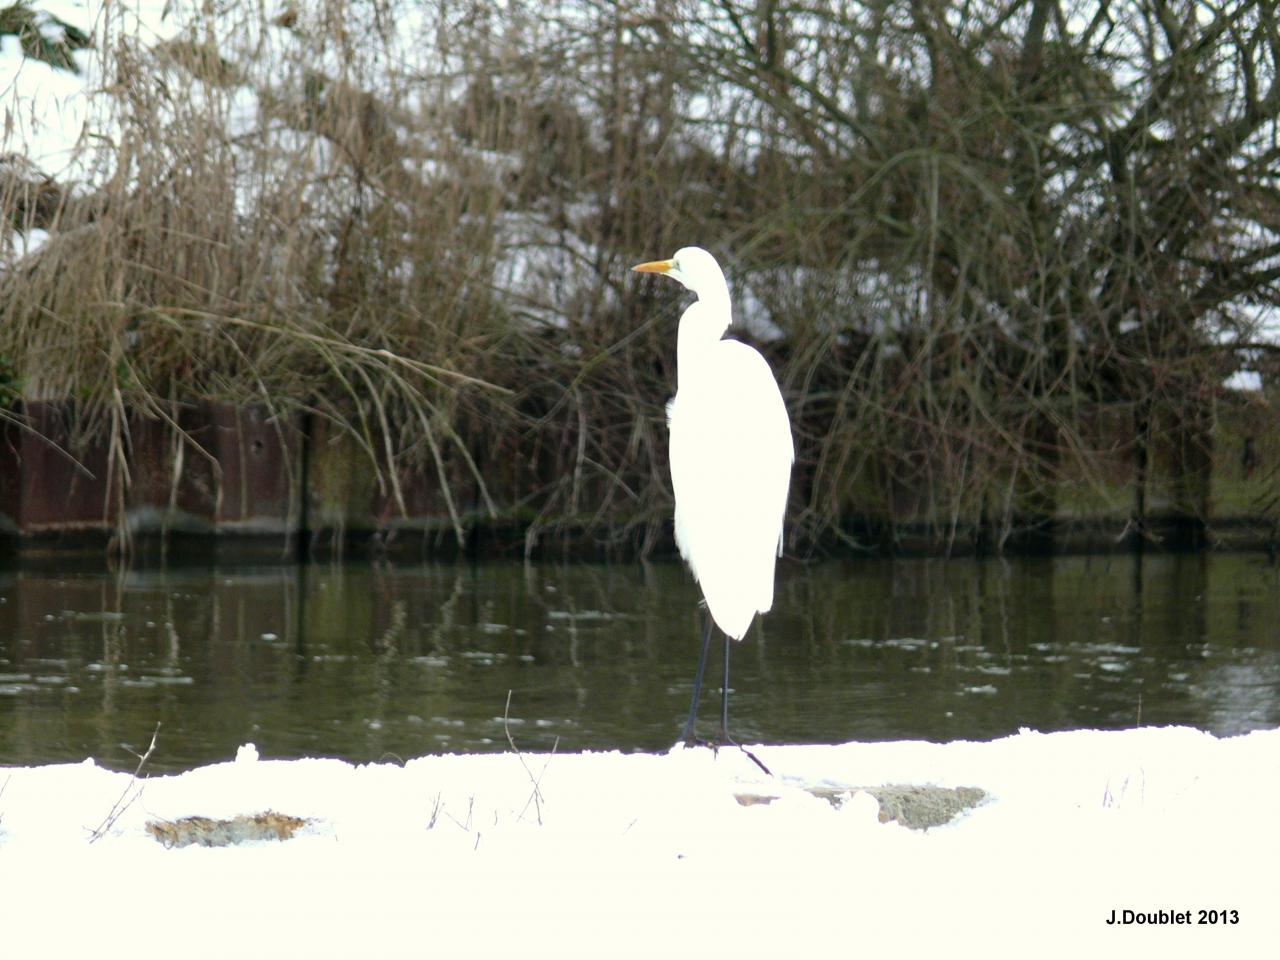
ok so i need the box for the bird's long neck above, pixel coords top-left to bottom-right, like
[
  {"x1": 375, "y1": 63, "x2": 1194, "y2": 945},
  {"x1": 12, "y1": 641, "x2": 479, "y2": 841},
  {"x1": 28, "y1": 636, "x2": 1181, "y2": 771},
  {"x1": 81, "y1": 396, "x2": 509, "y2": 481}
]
[{"x1": 676, "y1": 287, "x2": 731, "y2": 390}]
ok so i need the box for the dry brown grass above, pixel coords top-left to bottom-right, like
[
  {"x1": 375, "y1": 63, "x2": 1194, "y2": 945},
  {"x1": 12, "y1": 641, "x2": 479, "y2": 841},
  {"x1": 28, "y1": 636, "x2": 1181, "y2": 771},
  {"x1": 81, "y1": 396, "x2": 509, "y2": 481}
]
[{"x1": 1, "y1": 0, "x2": 1278, "y2": 555}]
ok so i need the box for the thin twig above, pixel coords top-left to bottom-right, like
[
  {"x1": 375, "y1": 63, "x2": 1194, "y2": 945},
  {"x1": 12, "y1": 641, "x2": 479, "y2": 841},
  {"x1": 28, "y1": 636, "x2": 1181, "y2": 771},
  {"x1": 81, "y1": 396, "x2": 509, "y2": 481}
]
[
  {"x1": 88, "y1": 722, "x2": 160, "y2": 844},
  {"x1": 504, "y1": 689, "x2": 554, "y2": 826}
]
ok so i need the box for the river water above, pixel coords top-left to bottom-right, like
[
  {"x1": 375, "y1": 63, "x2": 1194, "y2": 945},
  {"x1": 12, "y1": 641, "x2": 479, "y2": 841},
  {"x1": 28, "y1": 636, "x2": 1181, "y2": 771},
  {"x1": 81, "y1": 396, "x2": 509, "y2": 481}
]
[{"x1": 1, "y1": 553, "x2": 1277, "y2": 771}]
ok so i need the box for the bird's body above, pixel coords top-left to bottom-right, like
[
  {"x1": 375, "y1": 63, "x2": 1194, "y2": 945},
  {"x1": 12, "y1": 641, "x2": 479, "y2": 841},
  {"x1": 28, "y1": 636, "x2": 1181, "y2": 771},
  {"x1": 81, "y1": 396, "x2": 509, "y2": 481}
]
[
  {"x1": 633, "y1": 246, "x2": 793, "y2": 758},
  {"x1": 668, "y1": 337, "x2": 791, "y2": 640}
]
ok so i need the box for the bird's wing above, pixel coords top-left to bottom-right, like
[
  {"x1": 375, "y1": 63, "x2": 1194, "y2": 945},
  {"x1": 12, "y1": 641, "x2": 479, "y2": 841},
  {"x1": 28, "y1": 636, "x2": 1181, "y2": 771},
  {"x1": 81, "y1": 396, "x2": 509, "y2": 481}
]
[{"x1": 668, "y1": 339, "x2": 793, "y2": 638}]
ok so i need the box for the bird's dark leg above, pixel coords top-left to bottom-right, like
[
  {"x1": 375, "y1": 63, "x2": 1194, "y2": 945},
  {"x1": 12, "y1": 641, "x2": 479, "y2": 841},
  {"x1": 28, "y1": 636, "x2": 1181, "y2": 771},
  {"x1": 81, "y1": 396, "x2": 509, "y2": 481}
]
[
  {"x1": 682, "y1": 613, "x2": 715, "y2": 745},
  {"x1": 719, "y1": 631, "x2": 731, "y2": 743},
  {"x1": 716, "y1": 628, "x2": 772, "y2": 777}
]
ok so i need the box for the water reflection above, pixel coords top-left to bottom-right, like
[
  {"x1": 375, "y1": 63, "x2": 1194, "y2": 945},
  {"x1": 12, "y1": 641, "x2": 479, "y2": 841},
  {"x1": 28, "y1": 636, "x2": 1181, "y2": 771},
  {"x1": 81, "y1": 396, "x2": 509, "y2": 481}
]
[{"x1": 0, "y1": 554, "x2": 1277, "y2": 771}]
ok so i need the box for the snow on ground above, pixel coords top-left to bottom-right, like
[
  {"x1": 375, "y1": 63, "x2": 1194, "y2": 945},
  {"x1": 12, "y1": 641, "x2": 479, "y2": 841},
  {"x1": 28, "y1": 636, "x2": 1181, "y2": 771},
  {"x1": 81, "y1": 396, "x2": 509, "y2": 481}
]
[{"x1": 1, "y1": 726, "x2": 1277, "y2": 958}]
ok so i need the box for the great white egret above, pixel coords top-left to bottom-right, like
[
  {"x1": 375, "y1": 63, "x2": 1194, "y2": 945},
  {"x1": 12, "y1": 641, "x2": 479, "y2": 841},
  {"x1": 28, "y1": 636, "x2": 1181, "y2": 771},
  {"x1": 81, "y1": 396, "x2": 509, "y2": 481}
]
[{"x1": 632, "y1": 247, "x2": 793, "y2": 767}]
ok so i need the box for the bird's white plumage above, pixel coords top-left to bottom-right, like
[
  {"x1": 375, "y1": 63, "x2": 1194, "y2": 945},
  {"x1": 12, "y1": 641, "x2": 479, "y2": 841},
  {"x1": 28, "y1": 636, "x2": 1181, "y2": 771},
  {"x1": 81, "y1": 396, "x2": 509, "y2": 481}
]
[
  {"x1": 668, "y1": 339, "x2": 791, "y2": 638},
  {"x1": 637, "y1": 246, "x2": 793, "y2": 642}
]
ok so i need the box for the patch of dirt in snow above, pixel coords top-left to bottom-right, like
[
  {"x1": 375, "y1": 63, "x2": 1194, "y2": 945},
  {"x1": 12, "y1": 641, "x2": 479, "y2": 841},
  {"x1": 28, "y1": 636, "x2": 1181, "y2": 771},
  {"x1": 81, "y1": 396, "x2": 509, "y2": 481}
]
[
  {"x1": 145, "y1": 811, "x2": 311, "y2": 848},
  {"x1": 735, "y1": 783, "x2": 988, "y2": 830}
]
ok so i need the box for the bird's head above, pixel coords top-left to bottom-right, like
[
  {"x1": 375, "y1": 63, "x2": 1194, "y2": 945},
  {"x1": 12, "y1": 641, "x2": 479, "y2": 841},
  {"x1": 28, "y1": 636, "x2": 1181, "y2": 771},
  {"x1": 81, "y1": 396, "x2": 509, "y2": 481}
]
[{"x1": 632, "y1": 246, "x2": 727, "y2": 300}]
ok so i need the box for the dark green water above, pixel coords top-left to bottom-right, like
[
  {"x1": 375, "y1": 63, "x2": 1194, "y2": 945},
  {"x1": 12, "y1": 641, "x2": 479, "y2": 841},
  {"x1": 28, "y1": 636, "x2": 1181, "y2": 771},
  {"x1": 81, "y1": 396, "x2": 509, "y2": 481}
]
[{"x1": 1, "y1": 554, "x2": 1277, "y2": 772}]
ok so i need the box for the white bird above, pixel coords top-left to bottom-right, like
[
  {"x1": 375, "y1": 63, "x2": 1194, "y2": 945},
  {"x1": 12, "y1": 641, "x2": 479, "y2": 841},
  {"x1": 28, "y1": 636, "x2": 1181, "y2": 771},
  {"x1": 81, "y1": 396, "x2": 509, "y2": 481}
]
[{"x1": 632, "y1": 247, "x2": 793, "y2": 763}]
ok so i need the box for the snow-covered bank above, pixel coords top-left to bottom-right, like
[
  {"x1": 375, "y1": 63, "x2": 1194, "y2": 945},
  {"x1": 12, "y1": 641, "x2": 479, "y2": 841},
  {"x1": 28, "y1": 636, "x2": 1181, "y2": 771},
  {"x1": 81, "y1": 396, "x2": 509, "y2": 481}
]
[{"x1": 2, "y1": 726, "x2": 1277, "y2": 957}]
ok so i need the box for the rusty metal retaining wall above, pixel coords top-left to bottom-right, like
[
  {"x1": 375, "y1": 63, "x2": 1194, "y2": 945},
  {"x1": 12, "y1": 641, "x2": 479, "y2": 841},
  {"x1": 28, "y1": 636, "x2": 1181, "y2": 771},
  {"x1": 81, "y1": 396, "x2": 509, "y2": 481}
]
[
  {"x1": 0, "y1": 401, "x2": 537, "y2": 559},
  {"x1": 0, "y1": 398, "x2": 1278, "y2": 558}
]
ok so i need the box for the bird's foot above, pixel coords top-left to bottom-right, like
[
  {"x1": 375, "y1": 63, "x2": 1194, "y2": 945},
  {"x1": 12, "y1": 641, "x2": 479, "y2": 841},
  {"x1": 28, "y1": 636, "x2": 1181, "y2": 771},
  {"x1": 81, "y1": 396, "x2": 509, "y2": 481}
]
[
  {"x1": 715, "y1": 731, "x2": 772, "y2": 777},
  {"x1": 680, "y1": 730, "x2": 771, "y2": 776}
]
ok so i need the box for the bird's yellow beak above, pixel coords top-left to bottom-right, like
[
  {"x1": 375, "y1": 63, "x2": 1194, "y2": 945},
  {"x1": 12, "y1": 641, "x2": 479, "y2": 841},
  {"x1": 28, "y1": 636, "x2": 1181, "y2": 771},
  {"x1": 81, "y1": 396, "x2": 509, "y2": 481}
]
[{"x1": 632, "y1": 258, "x2": 674, "y2": 274}]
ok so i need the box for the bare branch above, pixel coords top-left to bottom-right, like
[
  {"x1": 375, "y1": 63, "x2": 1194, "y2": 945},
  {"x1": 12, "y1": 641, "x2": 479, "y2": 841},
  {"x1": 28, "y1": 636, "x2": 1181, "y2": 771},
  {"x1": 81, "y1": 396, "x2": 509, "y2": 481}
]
[{"x1": 88, "y1": 722, "x2": 160, "y2": 844}]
